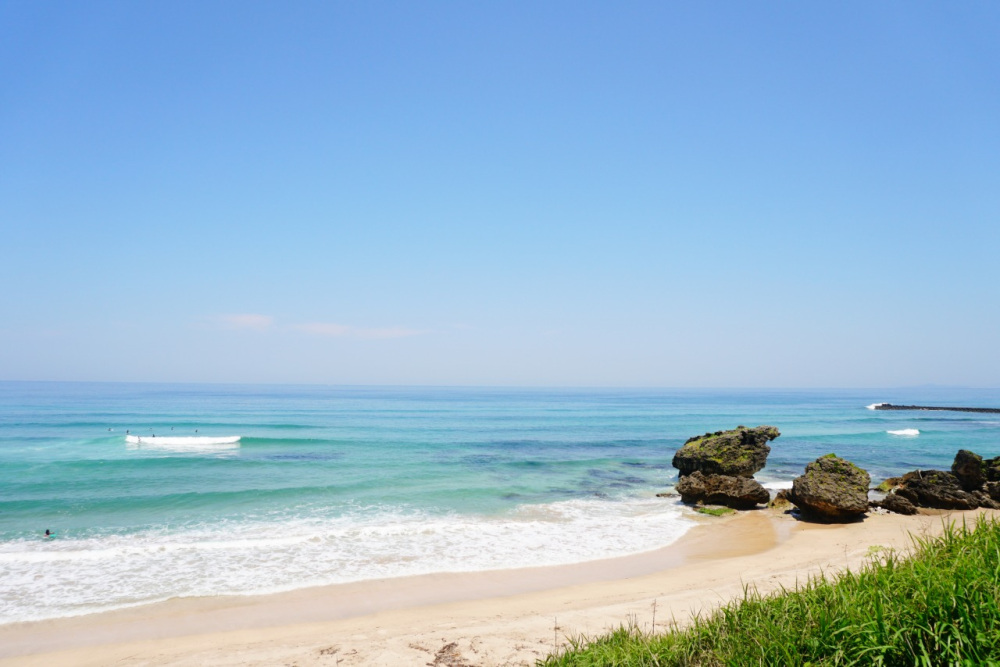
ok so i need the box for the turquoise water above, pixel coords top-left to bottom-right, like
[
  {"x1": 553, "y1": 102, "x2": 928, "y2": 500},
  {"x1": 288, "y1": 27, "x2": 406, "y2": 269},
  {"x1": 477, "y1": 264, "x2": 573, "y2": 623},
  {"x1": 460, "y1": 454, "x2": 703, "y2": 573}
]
[{"x1": 1, "y1": 382, "x2": 999, "y2": 623}]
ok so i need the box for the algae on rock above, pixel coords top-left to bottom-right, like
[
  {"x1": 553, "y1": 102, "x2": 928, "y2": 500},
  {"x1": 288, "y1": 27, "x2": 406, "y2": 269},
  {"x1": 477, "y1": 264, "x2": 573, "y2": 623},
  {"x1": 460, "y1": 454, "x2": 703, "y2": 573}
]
[
  {"x1": 672, "y1": 425, "x2": 780, "y2": 478},
  {"x1": 788, "y1": 453, "x2": 870, "y2": 521}
]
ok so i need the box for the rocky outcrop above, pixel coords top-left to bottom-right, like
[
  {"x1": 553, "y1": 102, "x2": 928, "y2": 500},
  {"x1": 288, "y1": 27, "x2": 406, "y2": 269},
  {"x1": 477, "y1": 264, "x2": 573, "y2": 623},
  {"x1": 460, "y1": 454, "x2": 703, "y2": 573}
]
[
  {"x1": 675, "y1": 471, "x2": 770, "y2": 510},
  {"x1": 672, "y1": 426, "x2": 779, "y2": 478},
  {"x1": 952, "y1": 449, "x2": 987, "y2": 491},
  {"x1": 985, "y1": 457, "x2": 1000, "y2": 483},
  {"x1": 893, "y1": 470, "x2": 977, "y2": 510},
  {"x1": 972, "y1": 491, "x2": 1000, "y2": 510},
  {"x1": 670, "y1": 425, "x2": 779, "y2": 510},
  {"x1": 874, "y1": 492, "x2": 917, "y2": 515},
  {"x1": 875, "y1": 476, "x2": 902, "y2": 493},
  {"x1": 768, "y1": 488, "x2": 793, "y2": 510},
  {"x1": 878, "y1": 450, "x2": 1000, "y2": 513},
  {"x1": 787, "y1": 454, "x2": 870, "y2": 521}
]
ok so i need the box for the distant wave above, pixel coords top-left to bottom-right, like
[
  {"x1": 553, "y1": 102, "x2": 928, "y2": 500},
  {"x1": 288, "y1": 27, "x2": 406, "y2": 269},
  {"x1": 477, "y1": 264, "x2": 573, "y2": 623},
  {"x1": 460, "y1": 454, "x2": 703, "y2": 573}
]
[
  {"x1": 887, "y1": 429, "x2": 920, "y2": 436},
  {"x1": 866, "y1": 403, "x2": 887, "y2": 410},
  {"x1": 125, "y1": 435, "x2": 240, "y2": 445},
  {"x1": 125, "y1": 435, "x2": 241, "y2": 454}
]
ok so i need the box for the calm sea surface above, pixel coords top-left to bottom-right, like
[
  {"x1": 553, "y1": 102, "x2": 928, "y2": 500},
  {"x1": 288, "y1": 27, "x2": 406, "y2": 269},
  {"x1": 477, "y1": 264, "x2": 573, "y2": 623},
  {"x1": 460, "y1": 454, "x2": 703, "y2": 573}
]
[{"x1": 2, "y1": 382, "x2": 998, "y2": 623}]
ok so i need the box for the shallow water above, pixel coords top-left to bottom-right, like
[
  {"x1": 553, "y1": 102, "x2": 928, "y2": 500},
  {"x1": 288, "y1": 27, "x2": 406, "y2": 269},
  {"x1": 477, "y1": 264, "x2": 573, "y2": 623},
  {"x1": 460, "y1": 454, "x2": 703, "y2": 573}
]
[{"x1": 1, "y1": 382, "x2": 998, "y2": 623}]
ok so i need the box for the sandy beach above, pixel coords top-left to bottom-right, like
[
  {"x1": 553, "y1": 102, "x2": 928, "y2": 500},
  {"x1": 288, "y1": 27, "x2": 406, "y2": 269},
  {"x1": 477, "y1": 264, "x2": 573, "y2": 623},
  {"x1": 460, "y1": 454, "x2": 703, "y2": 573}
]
[{"x1": 2, "y1": 507, "x2": 991, "y2": 667}]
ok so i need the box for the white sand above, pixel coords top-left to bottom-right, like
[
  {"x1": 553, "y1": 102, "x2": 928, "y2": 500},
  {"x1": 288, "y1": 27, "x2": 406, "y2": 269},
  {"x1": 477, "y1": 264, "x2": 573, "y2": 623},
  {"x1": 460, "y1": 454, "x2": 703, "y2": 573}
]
[{"x1": 1, "y1": 508, "x2": 990, "y2": 666}]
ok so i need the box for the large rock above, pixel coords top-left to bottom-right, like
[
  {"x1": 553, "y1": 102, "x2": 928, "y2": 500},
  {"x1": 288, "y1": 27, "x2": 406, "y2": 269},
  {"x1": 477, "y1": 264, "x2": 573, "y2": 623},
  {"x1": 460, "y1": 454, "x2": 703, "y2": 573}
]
[
  {"x1": 672, "y1": 425, "x2": 780, "y2": 478},
  {"x1": 895, "y1": 470, "x2": 977, "y2": 510},
  {"x1": 985, "y1": 457, "x2": 1000, "y2": 483},
  {"x1": 952, "y1": 450, "x2": 986, "y2": 491},
  {"x1": 788, "y1": 454, "x2": 870, "y2": 521},
  {"x1": 675, "y1": 470, "x2": 770, "y2": 509},
  {"x1": 875, "y1": 492, "x2": 918, "y2": 515},
  {"x1": 972, "y1": 491, "x2": 1000, "y2": 510}
]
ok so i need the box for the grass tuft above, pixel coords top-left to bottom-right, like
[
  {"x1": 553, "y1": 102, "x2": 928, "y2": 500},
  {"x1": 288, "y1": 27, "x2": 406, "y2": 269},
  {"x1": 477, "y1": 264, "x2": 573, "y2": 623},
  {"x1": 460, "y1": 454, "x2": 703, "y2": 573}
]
[{"x1": 540, "y1": 517, "x2": 1000, "y2": 666}]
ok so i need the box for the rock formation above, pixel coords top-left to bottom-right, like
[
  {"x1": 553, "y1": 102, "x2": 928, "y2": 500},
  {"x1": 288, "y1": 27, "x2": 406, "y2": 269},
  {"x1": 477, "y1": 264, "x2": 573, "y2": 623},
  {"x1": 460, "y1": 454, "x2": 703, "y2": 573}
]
[
  {"x1": 675, "y1": 470, "x2": 770, "y2": 510},
  {"x1": 671, "y1": 425, "x2": 779, "y2": 509},
  {"x1": 876, "y1": 449, "x2": 1000, "y2": 513},
  {"x1": 892, "y1": 470, "x2": 977, "y2": 510},
  {"x1": 877, "y1": 492, "x2": 917, "y2": 515},
  {"x1": 787, "y1": 454, "x2": 870, "y2": 521},
  {"x1": 952, "y1": 449, "x2": 987, "y2": 491},
  {"x1": 672, "y1": 425, "x2": 779, "y2": 478}
]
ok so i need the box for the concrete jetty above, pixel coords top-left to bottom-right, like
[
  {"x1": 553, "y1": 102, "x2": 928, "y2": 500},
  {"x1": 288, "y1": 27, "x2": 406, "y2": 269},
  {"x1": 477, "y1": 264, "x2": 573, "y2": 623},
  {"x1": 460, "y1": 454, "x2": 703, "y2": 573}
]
[{"x1": 873, "y1": 403, "x2": 1000, "y2": 414}]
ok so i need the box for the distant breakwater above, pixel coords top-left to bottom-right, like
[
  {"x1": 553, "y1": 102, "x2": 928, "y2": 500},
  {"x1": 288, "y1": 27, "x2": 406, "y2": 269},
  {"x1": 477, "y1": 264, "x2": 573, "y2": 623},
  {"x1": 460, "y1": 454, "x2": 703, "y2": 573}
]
[{"x1": 874, "y1": 404, "x2": 1000, "y2": 414}]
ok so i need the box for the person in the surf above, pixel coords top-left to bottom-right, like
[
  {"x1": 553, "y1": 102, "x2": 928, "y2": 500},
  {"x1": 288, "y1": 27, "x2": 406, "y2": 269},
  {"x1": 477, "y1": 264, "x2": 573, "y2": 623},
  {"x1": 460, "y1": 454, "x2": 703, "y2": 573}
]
[{"x1": 44, "y1": 529, "x2": 53, "y2": 538}]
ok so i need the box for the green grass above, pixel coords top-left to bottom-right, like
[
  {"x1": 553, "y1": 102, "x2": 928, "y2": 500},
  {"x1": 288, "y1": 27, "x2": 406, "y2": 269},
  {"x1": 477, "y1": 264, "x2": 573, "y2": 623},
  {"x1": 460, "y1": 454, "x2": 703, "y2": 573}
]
[
  {"x1": 695, "y1": 506, "x2": 735, "y2": 517},
  {"x1": 540, "y1": 517, "x2": 1000, "y2": 666}
]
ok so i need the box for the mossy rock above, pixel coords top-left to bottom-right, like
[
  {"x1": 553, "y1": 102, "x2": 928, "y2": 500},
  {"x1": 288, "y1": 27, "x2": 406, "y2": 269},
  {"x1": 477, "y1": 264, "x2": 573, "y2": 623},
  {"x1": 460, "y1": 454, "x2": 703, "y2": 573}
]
[
  {"x1": 672, "y1": 425, "x2": 780, "y2": 478},
  {"x1": 788, "y1": 454, "x2": 870, "y2": 521},
  {"x1": 896, "y1": 469, "x2": 978, "y2": 510},
  {"x1": 676, "y1": 470, "x2": 770, "y2": 509},
  {"x1": 875, "y1": 477, "x2": 902, "y2": 493},
  {"x1": 952, "y1": 449, "x2": 987, "y2": 491}
]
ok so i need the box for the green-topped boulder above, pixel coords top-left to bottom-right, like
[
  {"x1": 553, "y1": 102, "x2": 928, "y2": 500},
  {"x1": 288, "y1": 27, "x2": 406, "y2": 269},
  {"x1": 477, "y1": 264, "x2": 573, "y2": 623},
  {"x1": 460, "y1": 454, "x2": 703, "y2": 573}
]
[
  {"x1": 672, "y1": 425, "x2": 780, "y2": 478},
  {"x1": 788, "y1": 454, "x2": 871, "y2": 521}
]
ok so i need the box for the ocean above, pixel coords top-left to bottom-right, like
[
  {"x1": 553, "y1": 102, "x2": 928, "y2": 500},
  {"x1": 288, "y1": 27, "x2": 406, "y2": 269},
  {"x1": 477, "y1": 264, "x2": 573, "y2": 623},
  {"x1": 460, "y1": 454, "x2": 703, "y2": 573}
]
[{"x1": 1, "y1": 382, "x2": 998, "y2": 625}]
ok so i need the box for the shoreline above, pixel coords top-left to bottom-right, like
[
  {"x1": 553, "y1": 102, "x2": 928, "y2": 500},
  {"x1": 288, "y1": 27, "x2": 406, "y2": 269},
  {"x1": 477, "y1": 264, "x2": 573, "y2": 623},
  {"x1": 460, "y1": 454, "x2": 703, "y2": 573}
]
[{"x1": 3, "y1": 508, "x2": 991, "y2": 666}]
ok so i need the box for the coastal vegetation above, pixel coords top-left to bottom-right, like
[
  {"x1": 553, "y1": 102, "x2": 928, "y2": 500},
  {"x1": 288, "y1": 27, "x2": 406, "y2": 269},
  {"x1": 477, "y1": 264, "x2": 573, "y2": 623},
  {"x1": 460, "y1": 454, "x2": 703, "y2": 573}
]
[
  {"x1": 541, "y1": 517, "x2": 1000, "y2": 666},
  {"x1": 693, "y1": 506, "x2": 734, "y2": 517}
]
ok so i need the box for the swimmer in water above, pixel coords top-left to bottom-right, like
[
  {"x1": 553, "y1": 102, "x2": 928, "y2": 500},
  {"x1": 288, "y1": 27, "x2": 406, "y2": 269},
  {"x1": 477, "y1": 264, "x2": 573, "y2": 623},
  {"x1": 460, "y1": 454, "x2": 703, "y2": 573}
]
[{"x1": 45, "y1": 529, "x2": 53, "y2": 538}]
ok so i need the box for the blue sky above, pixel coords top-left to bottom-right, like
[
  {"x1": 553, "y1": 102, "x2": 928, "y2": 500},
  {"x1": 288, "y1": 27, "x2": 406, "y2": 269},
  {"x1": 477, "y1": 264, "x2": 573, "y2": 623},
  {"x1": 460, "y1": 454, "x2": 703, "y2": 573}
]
[{"x1": 1, "y1": 2, "x2": 998, "y2": 387}]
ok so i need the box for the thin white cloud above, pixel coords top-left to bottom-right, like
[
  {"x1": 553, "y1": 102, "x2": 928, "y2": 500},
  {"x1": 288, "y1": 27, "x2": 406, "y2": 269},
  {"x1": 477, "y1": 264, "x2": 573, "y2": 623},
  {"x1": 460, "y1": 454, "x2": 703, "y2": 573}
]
[
  {"x1": 355, "y1": 326, "x2": 425, "y2": 340},
  {"x1": 291, "y1": 322, "x2": 425, "y2": 339},
  {"x1": 290, "y1": 322, "x2": 351, "y2": 336},
  {"x1": 215, "y1": 314, "x2": 274, "y2": 330}
]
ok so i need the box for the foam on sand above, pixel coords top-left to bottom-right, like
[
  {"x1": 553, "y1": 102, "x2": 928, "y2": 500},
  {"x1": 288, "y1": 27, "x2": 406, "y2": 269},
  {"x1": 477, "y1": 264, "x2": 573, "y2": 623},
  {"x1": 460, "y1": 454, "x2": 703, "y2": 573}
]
[
  {"x1": 887, "y1": 429, "x2": 920, "y2": 436},
  {"x1": 0, "y1": 496, "x2": 692, "y2": 624}
]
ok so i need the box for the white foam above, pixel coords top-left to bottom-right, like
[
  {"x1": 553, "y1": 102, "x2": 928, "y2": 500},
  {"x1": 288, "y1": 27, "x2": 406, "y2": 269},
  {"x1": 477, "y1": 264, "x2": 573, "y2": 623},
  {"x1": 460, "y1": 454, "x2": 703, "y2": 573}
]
[
  {"x1": 887, "y1": 429, "x2": 919, "y2": 436},
  {"x1": 761, "y1": 480, "x2": 793, "y2": 490},
  {"x1": 0, "y1": 496, "x2": 693, "y2": 624},
  {"x1": 866, "y1": 403, "x2": 887, "y2": 410},
  {"x1": 125, "y1": 435, "x2": 240, "y2": 445},
  {"x1": 125, "y1": 435, "x2": 240, "y2": 454}
]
